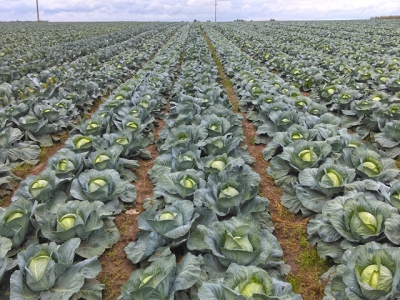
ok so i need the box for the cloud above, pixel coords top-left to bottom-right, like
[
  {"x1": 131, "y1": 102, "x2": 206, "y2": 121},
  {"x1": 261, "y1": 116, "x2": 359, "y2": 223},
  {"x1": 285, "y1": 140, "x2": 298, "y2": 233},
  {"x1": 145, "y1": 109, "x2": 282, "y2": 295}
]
[{"x1": 0, "y1": 0, "x2": 399, "y2": 21}]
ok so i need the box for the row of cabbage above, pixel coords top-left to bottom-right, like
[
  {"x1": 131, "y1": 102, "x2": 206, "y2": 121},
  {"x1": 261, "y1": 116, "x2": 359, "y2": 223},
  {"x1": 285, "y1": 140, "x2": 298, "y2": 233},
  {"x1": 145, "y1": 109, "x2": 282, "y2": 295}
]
[
  {"x1": 0, "y1": 22, "x2": 139, "y2": 63},
  {"x1": 0, "y1": 23, "x2": 178, "y2": 109},
  {"x1": 212, "y1": 22, "x2": 400, "y2": 152},
  {"x1": 0, "y1": 24, "x2": 182, "y2": 197},
  {"x1": 0, "y1": 25, "x2": 190, "y2": 299},
  {"x1": 280, "y1": 20, "x2": 400, "y2": 39},
  {"x1": 118, "y1": 25, "x2": 301, "y2": 300},
  {"x1": 203, "y1": 24, "x2": 400, "y2": 300},
  {"x1": 0, "y1": 22, "x2": 169, "y2": 84}
]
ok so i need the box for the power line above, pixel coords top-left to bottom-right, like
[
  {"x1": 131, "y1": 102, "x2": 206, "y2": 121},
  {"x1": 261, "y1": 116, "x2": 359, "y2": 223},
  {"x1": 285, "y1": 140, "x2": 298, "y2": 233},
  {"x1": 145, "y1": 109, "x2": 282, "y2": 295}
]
[
  {"x1": 215, "y1": 0, "x2": 217, "y2": 22},
  {"x1": 36, "y1": 0, "x2": 40, "y2": 21}
]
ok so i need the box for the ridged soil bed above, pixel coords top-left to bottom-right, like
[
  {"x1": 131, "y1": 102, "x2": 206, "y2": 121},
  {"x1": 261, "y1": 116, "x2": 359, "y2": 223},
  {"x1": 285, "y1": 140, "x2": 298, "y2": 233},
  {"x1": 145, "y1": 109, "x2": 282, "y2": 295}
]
[
  {"x1": 1, "y1": 84, "x2": 120, "y2": 208},
  {"x1": 97, "y1": 100, "x2": 170, "y2": 300},
  {"x1": 0, "y1": 31, "x2": 177, "y2": 208},
  {"x1": 98, "y1": 47, "x2": 184, "y2": 299},
  {"x1": 203, "y1": 30, "x2": 331, "y2": 300}
]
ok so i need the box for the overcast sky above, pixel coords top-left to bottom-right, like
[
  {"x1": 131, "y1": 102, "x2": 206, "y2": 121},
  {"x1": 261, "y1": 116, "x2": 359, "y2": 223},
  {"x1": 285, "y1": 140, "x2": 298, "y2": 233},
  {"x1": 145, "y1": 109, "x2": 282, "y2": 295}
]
[{"x1": 1, "y1": 0, "x2": 400, "y2": 22}]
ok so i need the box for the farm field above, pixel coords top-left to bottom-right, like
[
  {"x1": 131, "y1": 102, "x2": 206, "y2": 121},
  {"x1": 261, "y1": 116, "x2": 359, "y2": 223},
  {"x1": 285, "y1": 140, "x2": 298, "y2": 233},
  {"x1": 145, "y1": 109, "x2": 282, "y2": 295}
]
[{"x1": 1, "y1": 20, "x2": 400, "y2": 300}]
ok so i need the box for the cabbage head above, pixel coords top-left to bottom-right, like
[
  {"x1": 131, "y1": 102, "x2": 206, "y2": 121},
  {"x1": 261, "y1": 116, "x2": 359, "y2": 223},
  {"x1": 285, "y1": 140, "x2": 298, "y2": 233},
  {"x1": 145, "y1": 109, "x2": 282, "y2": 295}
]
[
  {"x1": 124, "y1": 201, "x2": 209, "y2": 264},
  {"x1": 10, "y1": 238, "x2": 103, "y2": 300},
  {"x1": 38, "y1": 201, "x2": 119, "y2": 258},
  {"x1": 160, "y1": 125, "x2": 208, "y2": 152},
  {"x1": 12, "y1": 170, "x2": 67, "y2": 207},
  {"x1": 268, "y1": 141, "x2": 332, "y2": 181},
  {"x1": 262, "y1": 124, "x2": 317, "y2": 161},
  {"x1": 194, "y1": 165, "x2": 265, "y2": 217},
  {"x1": 308, "y1": 192, "x2": 400, "y2": 263},
  {"x1": 374, "y1": 121, "x2": 400, "y2": 158},
  {"x1": 349, "y1": 146, "x2": 398, "y2": 183},
  {"x1": 46, "y1": 149, "x2": 85, "y2": 179},
  {"x1": 149, "y1": 145, "x2": 202, "y2": 183},
  {"x1": 120, "y1": 253, "x2": 203, "y2": 300},
  {"x1": 65, "y1": 134, "x2": 94, "y2": 153},
  {"x1": 187, "y1": 216, "x2": 285, "y2": 270},
  {"x1": 86, "y1": 146, "x2": 139, "y2": 182},
  {"x1": 199, "y1": 264, "x2": 301, "y2": 300},
  {"x1": 323, "y1": 242, "x2": 400, "y2": 300},
  {"x1": 153, "y1": 169, "x2": 205, "y2": 203},
  {"x1": 385, "y1": 181, "x2": 400, "y2": 210},
  {"x1": 288, "y1": 163, "x2": 356, "y2": 214},
  {"x1": 0, "y1": 199, "x2": 35, "y2": 248},
  {"x1": 70, "y1": 169, "x2": 136, "y2": 213}
]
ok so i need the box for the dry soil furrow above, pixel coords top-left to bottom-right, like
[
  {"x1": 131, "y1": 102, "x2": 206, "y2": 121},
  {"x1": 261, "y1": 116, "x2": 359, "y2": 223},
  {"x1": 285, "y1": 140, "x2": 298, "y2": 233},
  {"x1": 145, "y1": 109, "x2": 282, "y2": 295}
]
[{"x1": 203, "y1": 29, "x2": 330, "y2": 300}]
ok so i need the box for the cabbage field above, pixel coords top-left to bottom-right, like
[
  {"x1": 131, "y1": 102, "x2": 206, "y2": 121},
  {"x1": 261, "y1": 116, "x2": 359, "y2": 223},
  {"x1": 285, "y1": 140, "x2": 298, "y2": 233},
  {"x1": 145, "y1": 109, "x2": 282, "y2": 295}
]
[{"x1": 1, "y1": 20, "x2": 400, "y2": 300}]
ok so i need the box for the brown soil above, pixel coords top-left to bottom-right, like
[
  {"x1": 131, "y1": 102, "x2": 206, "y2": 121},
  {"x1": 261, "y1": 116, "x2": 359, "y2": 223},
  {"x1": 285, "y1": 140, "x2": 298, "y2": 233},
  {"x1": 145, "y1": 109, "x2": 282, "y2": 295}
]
[
  {"x1": 98, "y1": 104, "x2": 170, "y2": 300},
  {"x1": 1, "y1": 130, "x2": 70, "y2": 208},
  {"x1": 94, "y1": 32, "x2": 181, "y2": 299},
  {"x1": 24, "y1": 132, "x2": 71, "y2": 178},
  {"x1": 87, "y1": 97, "x2": 106, "y2": 118},
  {"x1": 97, "y1": 135, "x2": 159, "y2": 300},
  {"x1": 1, "y1": 96, "x2": 105, "y2": 209},
  {"x1": 203, "y1": 30, "x2": 329, "y2": 299},
  {"x1": 1, "y1": 30, "x2": 178, "y2": 210}
]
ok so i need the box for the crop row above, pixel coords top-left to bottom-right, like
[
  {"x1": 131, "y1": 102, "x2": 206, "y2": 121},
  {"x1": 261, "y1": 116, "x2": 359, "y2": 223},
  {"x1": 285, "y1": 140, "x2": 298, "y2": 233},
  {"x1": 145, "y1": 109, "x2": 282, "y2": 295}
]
[
  {"x1": 213, "y1": 22, "x2": 400, "y2": 146},
  {"x1": 203, "y1": 23, "x2": 400, "y2": 300},
  {"x1": 0, "y1": 24, "x2": 190, "y2": 299},
  {"x1": 0, "y1": 24, "x2": 183, "y2": 199},
  {"x1": 0, "y1": 22, "x2": 141, "y2": 61},
  {"x1": 0, "y1": 22, "x2": 172, "y2": 84},
  {"x1": 1, "y1": 24, "x2": 179, "y2": 107},
  {"x1": 116, "y1": 25, "x2": 302, "y2": 300}
]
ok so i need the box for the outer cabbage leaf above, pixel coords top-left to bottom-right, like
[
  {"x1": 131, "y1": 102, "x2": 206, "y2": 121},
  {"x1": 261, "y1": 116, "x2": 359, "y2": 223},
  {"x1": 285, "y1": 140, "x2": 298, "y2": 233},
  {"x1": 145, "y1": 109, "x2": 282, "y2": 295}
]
[
  {"x1": 323, "y1": 242, "x2": 400, "y2": 300},
  {"x1": 37, "y1": 201, "x2": 119, "y2": 258},
  {"x1": 198, "y1": 263, "x2": 302, "y2": 300},
  {"x1": 10, "y1": 238, "x2": 103, "y2": 300},
  {"x1": 153, "y1": 169, "x2": 205, "y2": 203},
  {"x1": 70, "y1": 169, "x2": 136, "y2": 213},
  {"x1": 120, "y1": 253, "x2": 203, "y2": 300},
  {"x1": 187, "y1": 217, "x2": 285, "y2": 271},
  {"x1": 308, "y1": 192, "x2": 400, "y2": 262}
]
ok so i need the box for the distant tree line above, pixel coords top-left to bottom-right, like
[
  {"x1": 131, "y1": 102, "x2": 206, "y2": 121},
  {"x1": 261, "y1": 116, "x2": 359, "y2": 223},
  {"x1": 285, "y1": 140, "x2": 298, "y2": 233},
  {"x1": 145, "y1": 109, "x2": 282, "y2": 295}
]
[{"x1": 370, "y1": 15, "x2": 400, "y2": 20}]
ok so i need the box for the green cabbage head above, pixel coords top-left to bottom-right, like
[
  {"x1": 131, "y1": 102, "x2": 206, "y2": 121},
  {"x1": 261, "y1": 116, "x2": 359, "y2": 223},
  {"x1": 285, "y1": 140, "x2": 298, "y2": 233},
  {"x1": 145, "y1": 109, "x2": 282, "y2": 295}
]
[{"x1": 324, "y1": 242, "x2": 400, "y2": 300}]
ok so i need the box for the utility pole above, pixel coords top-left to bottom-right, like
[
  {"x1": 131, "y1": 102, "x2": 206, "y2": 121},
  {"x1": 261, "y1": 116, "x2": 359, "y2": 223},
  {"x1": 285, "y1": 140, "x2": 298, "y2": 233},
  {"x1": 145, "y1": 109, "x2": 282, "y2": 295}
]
[
  {"x1": 36, "y1": 0, "x2": 40, "y2": 21},
  {"x1": 215, "y1": 0, "x2": 217, "y2": 22}
]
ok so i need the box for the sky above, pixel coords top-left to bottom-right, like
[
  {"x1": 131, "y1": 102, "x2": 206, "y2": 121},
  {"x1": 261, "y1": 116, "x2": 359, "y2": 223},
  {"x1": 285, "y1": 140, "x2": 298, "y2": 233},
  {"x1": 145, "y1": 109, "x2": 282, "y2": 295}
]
[{"x1": 1, "y1": 0, "x2": 400, "y2": 22}]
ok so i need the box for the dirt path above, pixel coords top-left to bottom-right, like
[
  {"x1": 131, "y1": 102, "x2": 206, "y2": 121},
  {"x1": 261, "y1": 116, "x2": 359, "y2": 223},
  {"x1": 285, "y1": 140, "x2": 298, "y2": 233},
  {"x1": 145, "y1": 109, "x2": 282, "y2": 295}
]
[
  {"x1": 203, "y1": 30, "x2": 330, "y2": 300},
  {"x1": 98, "y1": 47, "x2": 184, "y2": 299},
  {"x1": 0, "y1": 31, "x2": 179, "y2": 209},
  {"x1": 97, "y1": 122, "x2": 162, "y2": 300}
]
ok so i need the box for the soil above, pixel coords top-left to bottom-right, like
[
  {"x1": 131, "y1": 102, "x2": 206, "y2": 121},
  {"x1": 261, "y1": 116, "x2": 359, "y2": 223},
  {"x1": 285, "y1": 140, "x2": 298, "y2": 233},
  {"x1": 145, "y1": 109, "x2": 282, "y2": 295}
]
[
  {"x1": 221, "y1": 67, "x2": 308, "y2": 274},
  {"x1": 98, "y1": 35, "x2": 183, "y2": 298},
  {"x1": 204, "y1": 30, "x2": 329, "y2": 299},
  {"x1": 88, "y1": 32, "x2": 181, "y2": 299},
  {"x1": 1, "y1": 98, "x2": 104, "y2": 209},
  {"x1": 87, "y1": 97, "x2": 106, "y2": 118},
  {"x1": 98, "y1": 104, "x2": 170, "y2": 300},
  {"x1": 239, "y1": 116, "x2": 329, "y2": 298},
  {"x1": 1, "y1": 130, "x2": 70, "y2": 208},
  {"x1": 1, "y1": 31, "x2": 177, "y2": 210},
  {"x1": 97, "y1": 148, "x2": 158, "y2": 300}
]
